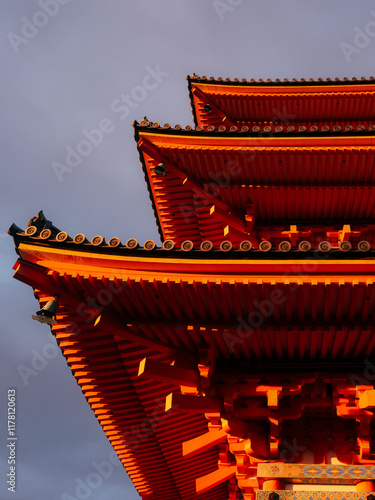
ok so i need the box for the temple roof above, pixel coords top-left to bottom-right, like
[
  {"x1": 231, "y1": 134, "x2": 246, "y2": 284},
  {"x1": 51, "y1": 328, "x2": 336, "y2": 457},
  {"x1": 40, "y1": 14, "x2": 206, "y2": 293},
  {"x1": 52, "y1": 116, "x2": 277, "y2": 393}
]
[
  {"x1": 9, "y1": 222, "x2": 375, "y2": 363},
  {"x1": 188, "y1": 74, "x2": 375, "y2": 86},
  {"x1": 186, "y1": 75, "x2": 375, "y2": 129},
  {"x1": 11, "y1": 74, "x2": 375, "y2": 498},
  {"x1": 134, "y1": 126, "x2": 375, "y2": 247},
  {"x1": 9, "y1": 212, "x2": 375, "y2": 256},
  {"x1": 10, "y1": 211, "x2": 375, "y2": 497},
  {"x1": 9, "y1": 229, "x2": 375, "y2": 495}
]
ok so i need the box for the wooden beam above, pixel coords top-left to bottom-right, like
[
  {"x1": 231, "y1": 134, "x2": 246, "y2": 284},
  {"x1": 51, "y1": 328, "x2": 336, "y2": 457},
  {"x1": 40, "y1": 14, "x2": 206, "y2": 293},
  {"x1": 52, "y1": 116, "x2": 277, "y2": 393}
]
[
  {"x1": 359, "y1": 390, "x2": 375, "y2": 409},
  {"x1": 266, "y1": 388, "x2": 281, "y2": 409},
  {"x1": 138, "y1": 139, "x2": 246, "y2": 227},
  {"x1": 210, "y1": 205, "x2": 247, "y2": 232},
  {"x1": 221, "y1": 417, "x2": 249, "y2": 438},
  {"x1": 165, "y1": 392, "x2": 223, "y2": 413},
  {"x1": 13, "y1": 260, "x2": 90, "y2": 308},
  {"x1": 237, "y1": 404, "x2": 302, "y2": 420},
  {"x1": 192, "y1": 85, "x2": 236, "y2": 127},
  {"x1": 182, "y1": 429, "x2": 227, "y2": 459},
  {"x1": 196, "y1": 465, "x2": 236, "y2": 494},
  {"x1": 93, "y1": 313, "x2": 177, "y2": 356},
  {"x1": 138, "y1": 357, "x2": 200, "y2": 388}
]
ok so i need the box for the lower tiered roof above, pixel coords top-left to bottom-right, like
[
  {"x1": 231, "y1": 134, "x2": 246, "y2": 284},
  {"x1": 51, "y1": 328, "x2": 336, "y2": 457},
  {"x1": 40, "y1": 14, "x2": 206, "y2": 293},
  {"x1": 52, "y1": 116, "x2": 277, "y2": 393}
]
[{"x1": 8, "y1": 216, "x2": 375, "y2": 498}]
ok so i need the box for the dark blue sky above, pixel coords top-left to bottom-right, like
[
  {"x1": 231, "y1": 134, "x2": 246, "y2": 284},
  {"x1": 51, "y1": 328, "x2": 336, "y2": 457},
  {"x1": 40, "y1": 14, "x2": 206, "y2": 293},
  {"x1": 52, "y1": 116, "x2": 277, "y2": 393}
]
[{"x1": 1, "y1": 1, "x2": 375, "y2": 498}]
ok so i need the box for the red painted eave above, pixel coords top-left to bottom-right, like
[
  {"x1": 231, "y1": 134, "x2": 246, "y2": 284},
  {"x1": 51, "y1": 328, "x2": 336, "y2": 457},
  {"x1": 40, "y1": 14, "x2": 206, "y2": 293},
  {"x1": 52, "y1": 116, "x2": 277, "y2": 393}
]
[
  {"x1": 187, "y1": 76, "x2": 375, "y2": 127},
  {"x1": 136, "y1": 129, "x2": 375, "y2": 244}
]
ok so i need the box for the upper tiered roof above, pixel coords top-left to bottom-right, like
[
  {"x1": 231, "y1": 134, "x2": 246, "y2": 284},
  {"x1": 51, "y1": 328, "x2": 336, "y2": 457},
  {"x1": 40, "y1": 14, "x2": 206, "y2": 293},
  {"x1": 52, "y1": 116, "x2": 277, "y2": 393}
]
[
  {"x1": 133, "y1": 75, "x2": 375, "y2": 249},
  {"x1": 187, "y1": 74, "x2": 375, "y2": 129}
]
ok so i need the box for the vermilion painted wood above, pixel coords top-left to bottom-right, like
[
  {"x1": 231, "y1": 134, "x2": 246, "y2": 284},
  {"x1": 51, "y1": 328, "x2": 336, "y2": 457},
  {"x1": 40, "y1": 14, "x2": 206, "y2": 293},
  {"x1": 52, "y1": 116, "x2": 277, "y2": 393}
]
[
  {"x1": 10, "y1": 76, "x2": 375, "y2": 499},
  {"x1": 188, "y1": 78, "x2": 375, "y2": 128},
  {"x1": 11, "y1": 243, "x2": 375, "y2": 498},
  {"x1": 136, "y1": 129, "x2": 375, "y2": 246}
]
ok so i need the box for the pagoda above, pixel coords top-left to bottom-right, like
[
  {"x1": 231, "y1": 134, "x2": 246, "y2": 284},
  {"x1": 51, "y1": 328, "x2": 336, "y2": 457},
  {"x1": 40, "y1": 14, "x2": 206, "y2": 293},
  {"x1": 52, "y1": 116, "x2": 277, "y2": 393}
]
[{"x1": 9, "y1": 75, "x2": 375, "y2": 500}]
